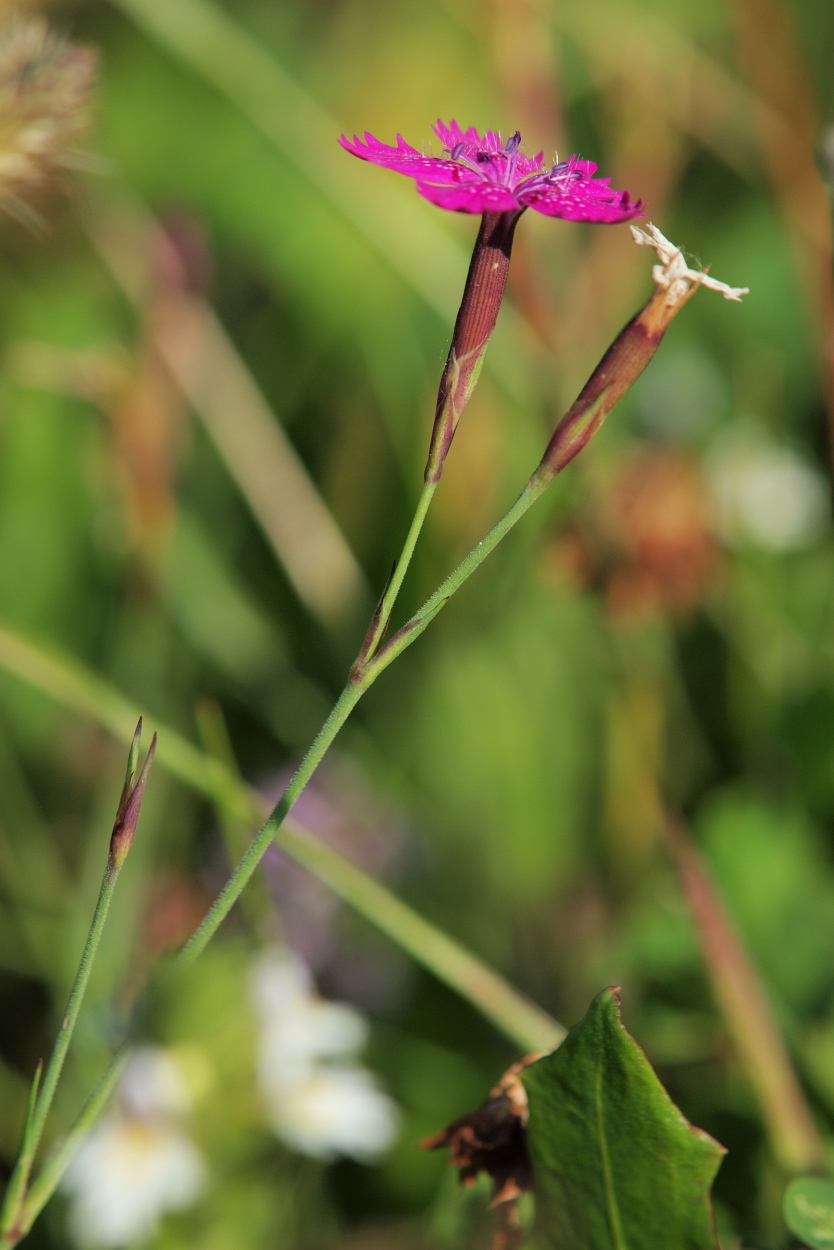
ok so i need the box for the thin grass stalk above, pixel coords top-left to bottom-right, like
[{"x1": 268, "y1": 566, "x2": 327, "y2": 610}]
[
  {"x1": 666, "y1": 817, "x2": 827, "y2": 1175},
  {"x1": 0, "y1": 728, "x2": 154, "y2": 1245}
]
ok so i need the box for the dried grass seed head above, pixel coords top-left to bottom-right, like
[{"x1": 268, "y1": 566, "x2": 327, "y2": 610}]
[{"x1": 0, "y1": 15, "x2": 97, "y2": 219}]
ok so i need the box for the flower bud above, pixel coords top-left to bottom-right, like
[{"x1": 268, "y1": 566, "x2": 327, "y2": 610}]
[{"x1": 109, "y1": 720, "x2": 157, "y2": 869}]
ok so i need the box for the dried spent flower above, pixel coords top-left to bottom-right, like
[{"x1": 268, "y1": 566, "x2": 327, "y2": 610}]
[
  {"x1": 421, "y1": 1055, "x2": 541, "y2": 1207},
  {"x1": 0, "y1": 16, "x2": 97, "y2": 222},
  {"x1": 631, "y1": 224, "x2": 749, "y2": 306},
  {"x1": 536, "y1": 225, "x2": 749, "y2": 481}
]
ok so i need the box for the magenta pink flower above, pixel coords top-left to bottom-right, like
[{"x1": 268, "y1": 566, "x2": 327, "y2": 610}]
[{"x1": 339, "y1": 119, "x2": 642, "y2": 223}]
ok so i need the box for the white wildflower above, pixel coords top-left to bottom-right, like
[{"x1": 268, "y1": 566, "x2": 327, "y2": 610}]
[
  {"x1": 62, "y1": 1047, "x2": 205, "y2": 1248},
  {"x1": 251, "y1": 949, "x2": 399, "y2": 1162},
  {"x1": 253, "y1": 952, "x2": 366, "y2": 1083},
  {"x1": 707, "y1": 425, "x2": 829, "y2": 551},
  {"x1": 269, "y1": 1066, "x2": 399, "y2": 1162}
]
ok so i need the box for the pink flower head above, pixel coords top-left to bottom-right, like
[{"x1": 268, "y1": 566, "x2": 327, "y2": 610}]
[{"x1": 339, "y1": 119, "x2": 643, "y2": 223}]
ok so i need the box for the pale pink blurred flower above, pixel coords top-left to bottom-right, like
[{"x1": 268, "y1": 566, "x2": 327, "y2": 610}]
[{"x1": 340, "y1": 119, "x2": 642, "y2": 222}]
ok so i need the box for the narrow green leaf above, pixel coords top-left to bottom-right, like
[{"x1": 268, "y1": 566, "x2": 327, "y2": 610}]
[
  {"x1": 784, "y1": 1177, "x2": 834, "y2": 1250},
  {"x1": 522, "y1": 987, "x2": 725, "y2": 1250}
]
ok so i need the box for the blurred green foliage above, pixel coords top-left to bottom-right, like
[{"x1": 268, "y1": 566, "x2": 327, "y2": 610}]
[{"x1": 2, "y1": 0, "x2": 834, "y2": 1245}]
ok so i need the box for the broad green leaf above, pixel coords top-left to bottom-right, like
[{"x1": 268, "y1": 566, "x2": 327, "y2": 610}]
[
  {"x1": 522, "y1": 988, "x2": 725, "y2": 1250},
  {"x1": 784, "y1": 1177, "x2": 834, "y2": 1249}
]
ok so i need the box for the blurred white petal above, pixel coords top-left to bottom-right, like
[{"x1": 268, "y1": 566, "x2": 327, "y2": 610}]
[
  {"x1": 251, "y1": 948, "x2": 312, "y2": 1015},
  {"x1": 253, "y1": 950, "x2": 367, "y2": 1084},
  {"x1": 267, "y1": 1066, "x2": 399, "y2": 1162},
  {"x1": 707, "y1": 427, "x2": 829, "y2": 551},
  {"x1": 119, "y1": 1046, "x2": 193, "y2": 1119},
  {"x1": 251, "y1": 948, "x2": 399, "y2": 1161},
  {"x1": 63, "y1": 1116, "x2": 205, "y2": 1247}
]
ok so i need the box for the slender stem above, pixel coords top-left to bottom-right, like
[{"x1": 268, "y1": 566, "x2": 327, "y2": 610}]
[
  {"x1": 0, "y1": 1066, "x2": 41, "y2": 1242},
  {"x1": 366, "y1": 471, "x2": 549, "y2": 681},
  {"x1": 194, "y1": 699, "x2": 273, "y2": 936},
  {"x1": 361, "y1": 478, "x2": 437, "y2": 660},
  {"x1": 173, "y1": 680, "x2": 364, "y2": 971},
  {"x1": 173, "y1": 474, "x2": 549, "y2": 972},
  {"x1": 175, "y1": 462, "x2": 445, "y2": 965},
  {"x1": 12, "y1": 1048, "x2": 130, "y2": 1246},
  {"x1": 0, "y1": 859, "x2": 123, "y2": 1240},
  {"x1": 25, "y1": 860, "x2": 119, "y2": 1149},
  {"x1": 0, "y1": 619, "x2": 564, "y2": 1056}
]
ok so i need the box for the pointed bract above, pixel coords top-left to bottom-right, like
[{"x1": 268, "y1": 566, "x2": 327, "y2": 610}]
[{"x1": 119, "y1": 717, "x2": 143, "y2": 809}]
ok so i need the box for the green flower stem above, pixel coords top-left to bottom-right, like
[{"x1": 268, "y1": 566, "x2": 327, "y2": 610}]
[
  {"x1": 0, "y1": 618, "x2": 566, "y2": 1023},
  {"x1": 170, "y1": 472, "x2": 552, "y2": 976},
  {"x1": 175, "y1": 466, "x2": 443, "y2": 968},
  {"x1": 365, "y1": 470, "x2": 549, "y2": 680},
  {"x1": 0, "y1": 858, "x2": 124, "y2": 1243},
  {"x1": 194, "y1": 699, "x2": 274, "y2": 936},
  {"x1": 173, "y1": 679, "x2": 364, "y2": 972},
  {"x1": 359, "y1": 477, "x2": 437, "y2": 661},
  {"x1": 0, "y1": 1066, "x2": 41, "y2": 1245},
  {"x1": 12, "y1": 1048, "x2": 130, "y2": 1246}
]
